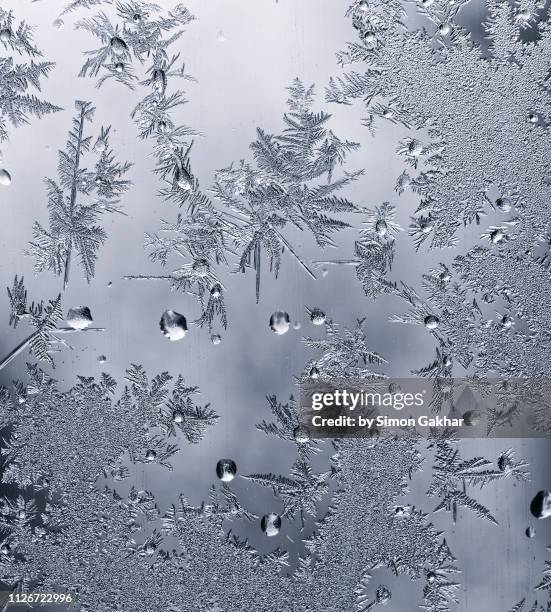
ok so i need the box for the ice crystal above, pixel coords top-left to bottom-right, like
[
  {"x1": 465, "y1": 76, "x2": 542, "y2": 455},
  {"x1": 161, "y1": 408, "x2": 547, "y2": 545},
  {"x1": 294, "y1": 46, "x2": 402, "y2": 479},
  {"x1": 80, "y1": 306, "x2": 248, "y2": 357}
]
[
  {"x1": 315, "y1": 201, "x2": 401, "y2": 298},
  {"x1": 28, "y1": 101, "x2": 132, "y2": 287},
  {"x1": 0, "y1": 9, "x2": 61, "y2": 142},
  {"x1": 213, "y1": 78, "x2": 363, "y2": 302}
]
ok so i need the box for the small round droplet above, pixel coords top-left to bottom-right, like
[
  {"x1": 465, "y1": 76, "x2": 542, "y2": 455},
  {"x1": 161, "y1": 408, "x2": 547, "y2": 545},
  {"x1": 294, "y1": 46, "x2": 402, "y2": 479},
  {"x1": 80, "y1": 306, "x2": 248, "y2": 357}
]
[
  {"x1": 0, "y1": 168, "x2": 12, "y2": 186},
  {"x1": 211, "y1": 334, "x2": 222, "y2": 345},
  {"x1": 439, "y1": 270, "x2": 451, "y2": 283},
  {"x1": 145, "y1": 450, "x2": 157, "y2": 462},
  {"x1": 375, "y1": 219, "x2": 388, "y2": 236},
  {"x1": 438, "y1": 23, "x2": 450, "y2": 35},
  {"x1": 364, "y1": 31, "x2": 376, "y2": 44},
  {"x1": 293, "y1": 425, "x2": 310, "y2": 444},
  {"x1": 94, "y1": 139, "x2": 107, "y2": 153},
  {"x1": 490, "y1": 228, "x2": 505, "y2": 244},
  {"x1": 528, "y1": 112, "x2": 538, "y2": 124},
  {"x1": 110, "y1": 36, "x2": 128, "y2": 56},
  {"x1": 177, "y1": 176, "x2": 192, "y2": 191},
  {"x1": 192, "y1": 258, "x2": 209, "y2": 277},
  {"x1": 210, "y1": 284, "x2": 222, "y2": 299},
  {"x1": 260, "y1": 513, "x2": 281, "y2": 537},
  {"x1": 0, "y1": 28, "x2": 12, "y2": 43},
  {"x1": 293, "y1": 321, "x2": 301, "y2": 330},
  {"x1": 530, "y1": 491, "x2": 551, "y2": 519},
  {"x1": 107, "y1": 281, "x2": 113, "y2": 288},
  {"x1": 270, "y1": 311, "x2": 290, "y2": 335},
  {"x1": 426, "y1": 571, "x2": 437, "y2": 583},
  {"x1": 160, "y1": 310, "x2": 187, "y2": 341},
  {"x1": 408, "y1": 140, "x2": 423, "y2": 156},
  {"x1": 462, "y1": 410, "x2": 480, "y2": 427},
  {"x1": 495, "y1": 197, "x2": 511, "y2": 213},
  {"x1": 310, "y1": 308, "x2": 326, "y2": 326},
  {"x1": 321, "y1": 267, "x2": 329, "y2": 277},
  {"x1": 501, "y1": 314, "x2": 514, "y2": 328},
  {"x1": 144, "y1": 542, "x2": 156, "y2": 555},
  {"x1": 423, "y1": 314, "x2": 439, "y2": 330},
  {"x1": 526, "y1": 526, "x2": 536, "y2": 538},
  {"x1": 0, "y1": 544, "x2": 10, "y2": 555},
  {"x1": 358, "y1": 0, "x2": 369, "y2": 11},
  {"x1": 172, "y1": 410, "x2": 184, "y2": 423},
  {"x1": 66, "y1": 306, "x2": 93, "y2": 330},
  {"x1": 17, "y1": 510, "x2": 26, "y2": 520},
  {"x1": 133, "y1": 13, "x2": 142, "y2": 24},
  {"x1": 309, "y1": 366, "x2": 320, "y2": 379},
  {"x1": 97, "y1": 355, "x2": 107, "y2": 364},
  {"x1": 115, "y1": 62, "x2": 124, "y2": 73},
  {"x1": 216, "y1": 458, "x2": 237, "y2": 482}
]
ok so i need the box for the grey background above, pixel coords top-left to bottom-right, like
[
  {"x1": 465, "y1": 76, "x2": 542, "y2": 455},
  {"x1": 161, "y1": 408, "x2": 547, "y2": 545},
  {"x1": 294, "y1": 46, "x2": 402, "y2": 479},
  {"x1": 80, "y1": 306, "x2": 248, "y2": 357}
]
[{"x1": 0, "y1": 0, "x2": 550, "y2": 609}]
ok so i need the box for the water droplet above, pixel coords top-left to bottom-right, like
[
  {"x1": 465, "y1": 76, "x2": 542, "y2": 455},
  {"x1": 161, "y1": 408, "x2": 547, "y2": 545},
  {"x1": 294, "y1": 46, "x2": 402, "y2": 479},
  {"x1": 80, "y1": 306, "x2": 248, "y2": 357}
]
[
  {"x1": 309, "y1": 366, "x2": 320, "y2": 379},
  {"x1": 495, "y1": 197, "x2": 511, "y2": 213},
  {"x1": 66, "y1": 306, "x2": 93, "y2": 330},
  {"x1": 528, "y1": 112, "x2": 538, "y2": 124},
  {"x1": 269, "y1": 311, "x2": 290, "y2": 335},
  {"x1": 17, "y1": 510, "x2": 26, "y2": 520},
  {"x1": 358, "y1": 0, "x2": 369, "y2": 11},
  {"x1": 0, "y1": 168, "x2": 12, "y2": 186},
  {"x1": 526, "y1": 526, "x2": 536, "y2": 538},
  {"x1": 0, "y1": 28, "x2": 12, "y2": 43},
  {"x1": 408, "y1": 140, "x2": 423, "y2": 156},
  {"x1": 160, "y1": 310, "x2": 187, "y2": 341},
  {"x1": 293, "y1": 320, "x2": 301, "y2": 330},
  {"x1": 423, "y1": 314, "x2": 439, "y2": 330},
  {"x1": 438, "y1": 23, "x2": 450, "y2": 35},
  {"x1": 97, "y1": 355, "x2": 107, "y2": 364},
  {"x1": 172, "y1": 410, "x2": 184, "y2": 423},
  {"x1": 216, "y1": 458, "x2": 237, "y2": 482},
  {"x1": 107, "y1": 281, "x2": 113, "y2": 288},
  {"x1": 260, "y1": 513, "x2": 281, "y2": 537},
  {"x1": 321, "y1": 267, "x2": 329, "y2": 277},
  {"x1": 531, "y1": 491, "x2": 551, "y2": 519},
  {"x1": 500, "y1": 314, "x2": 514, "y2": 328},
  {"x1": 52, "y1": 19, "x2": 64, "y2": 30},
  {"x1": 144, "y1": 542, "x2": 156, "y2": 555},
  {"x1": 490, "y1": 228, "x2": 505, "y2": 243},
  {"x1": 94, "y1": 139, "x2": 107, "y2": 153},
  {"x1": 364, "y1": 31, "x2": 376, "y2": 44},
  {"x1": 426, "y1": 571, "x2": 437, "y2": 583},
  {"x1": 115, "y1": 62, "x2": 125, "y2": 73},
  {"x1": 375, "y1": 219, "x2": 388, "y2": 236},
  {"x1": 177, "y1": 176, "x2": 192, "y2": 191},
  {"x1": 192, "y1": 258, "x2": 209, "y2": 277},
  {"x1": 310, "y1": 308, "x2": 326, "y2": 326},
  {"x1": 133, "y1": 13, "x2": 142, "y2": 24},
  {"x1": 145, "y1": 450, "x2": 157, "y2": 462},
  {"x1": 210, "y1": 284, "x2": 222, "y2": 299},
  {"x1": 211, "y1": 334, "x2": 222, "y2": 345},
  {"x1": 293, "y1": 426, "x2": 310, "y2": 444},
  {"x1": 110, "y1": 36, "x2": 128, "y2": 56},
  {"x1": 462, "y1": 410, "x2": 480, "y2": 426},
  {"x1": 0, "y1": 544, "x2": 10, "y2": 555}
]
